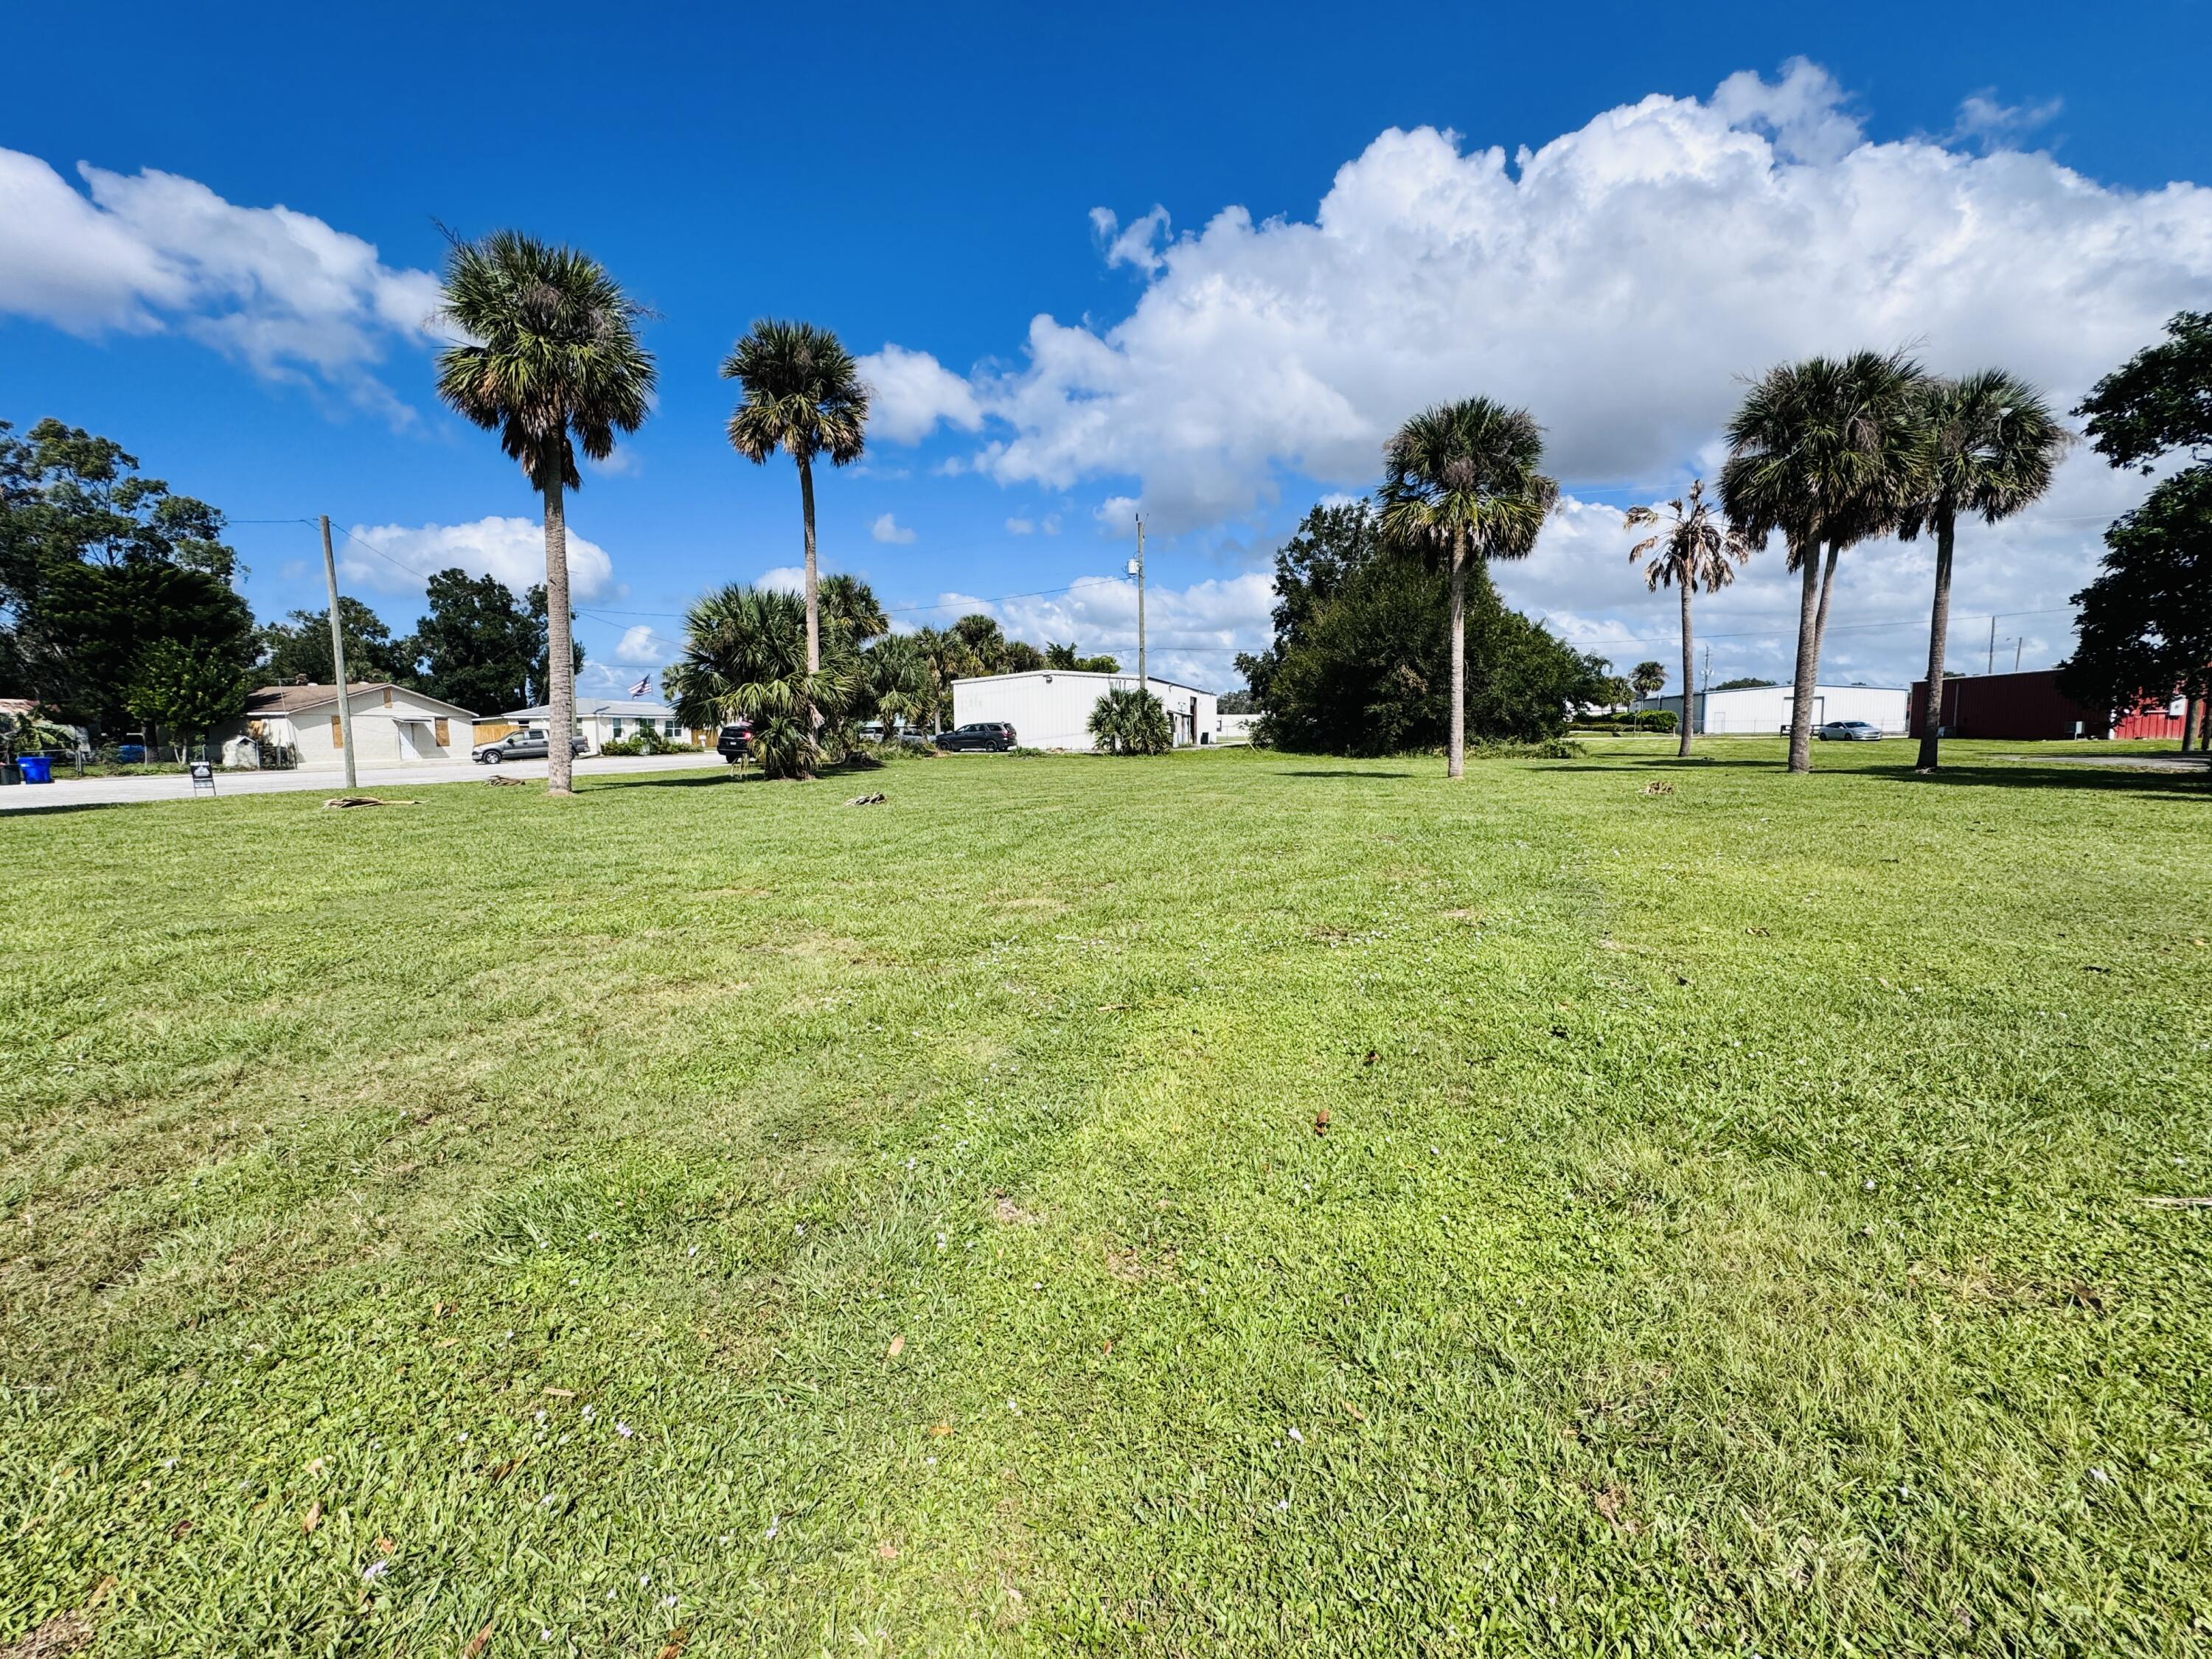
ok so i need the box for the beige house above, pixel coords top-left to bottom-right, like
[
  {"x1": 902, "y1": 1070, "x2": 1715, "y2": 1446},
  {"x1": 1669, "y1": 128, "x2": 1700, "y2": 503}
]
[{"x1": 228, "y1": 681, "x2": 479, "y2": 768}]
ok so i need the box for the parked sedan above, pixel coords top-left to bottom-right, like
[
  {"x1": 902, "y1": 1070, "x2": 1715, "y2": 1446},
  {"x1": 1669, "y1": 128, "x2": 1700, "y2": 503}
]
[
  {"x1": 1816, "y1": 720, "x2": 1884, "y2": 742},
  {"x1": 937, "y1": 721, "x2": 1017, "y2": 752},
  {"x1": 474, "y1": 730, "x2": 588, "y2": 763}
]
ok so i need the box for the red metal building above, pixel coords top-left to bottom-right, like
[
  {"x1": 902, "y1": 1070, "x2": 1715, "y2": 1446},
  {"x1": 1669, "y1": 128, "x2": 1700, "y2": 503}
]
[{"x1": 1907, "y1": 669, "x2": 2185, "y2": 741}]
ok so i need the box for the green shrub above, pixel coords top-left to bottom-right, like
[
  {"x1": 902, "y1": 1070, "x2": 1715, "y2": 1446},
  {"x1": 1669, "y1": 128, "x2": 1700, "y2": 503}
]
[{"x1": 1088, "y1": 689, "x2": 1172, "y2": 755}]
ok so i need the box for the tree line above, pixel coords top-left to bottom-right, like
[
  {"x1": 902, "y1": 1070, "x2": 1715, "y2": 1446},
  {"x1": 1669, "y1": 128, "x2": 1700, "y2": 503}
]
[
  {"x1": 1244, "y1": 313, "x2": 2208, "y2": 776},
  {"x1": 11, "y1": 212, "x2": 2203, "y2": 786},
  {"x1": 0, "y1": 415, "x2": 585, "y2": 750}
]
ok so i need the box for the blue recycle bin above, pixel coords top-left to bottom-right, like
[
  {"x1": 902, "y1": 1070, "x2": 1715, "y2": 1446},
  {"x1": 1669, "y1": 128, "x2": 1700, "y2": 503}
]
[{"x1": 18, "y1": 755, "x2": 55, "y2": 784}]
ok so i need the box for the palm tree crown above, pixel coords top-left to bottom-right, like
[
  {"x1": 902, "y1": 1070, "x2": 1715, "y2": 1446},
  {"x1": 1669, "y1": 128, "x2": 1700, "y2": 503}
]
[
  {"x1": 1718, "y1": 349, "x2": 1925, "y2": 564},
  {"x1": 1898, "y1": 371, "x2": 2067, "y2": 538},
  {"x1": 1625, "y1": 479, "x2": 1752, "y2": 596},
  {"x1": 722, "y1": 321, "x2": 869, "y2": 469},
  {"x1": 1378, "y1": 400, "x2": 1558, "y2": 564},
  {"x1": 434, "y1": 232, "x2": 657, "y2": 491}
]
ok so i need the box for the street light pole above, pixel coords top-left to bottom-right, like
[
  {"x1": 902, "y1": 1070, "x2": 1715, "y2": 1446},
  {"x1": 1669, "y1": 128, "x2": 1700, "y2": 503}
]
[{"x1": 320, "y1": 515, "x2": 358, "y2": 790}]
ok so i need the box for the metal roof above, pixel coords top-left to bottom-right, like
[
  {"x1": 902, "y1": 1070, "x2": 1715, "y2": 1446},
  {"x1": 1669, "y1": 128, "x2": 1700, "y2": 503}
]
[{"x1": 246, "y1": 682, "x2": 479, "y2": 717}]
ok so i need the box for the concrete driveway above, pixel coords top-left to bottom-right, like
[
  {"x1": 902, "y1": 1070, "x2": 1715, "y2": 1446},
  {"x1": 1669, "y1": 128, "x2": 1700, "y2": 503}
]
[{"x1": 0, "y1": 750, "x2": 731, "y2": 813}]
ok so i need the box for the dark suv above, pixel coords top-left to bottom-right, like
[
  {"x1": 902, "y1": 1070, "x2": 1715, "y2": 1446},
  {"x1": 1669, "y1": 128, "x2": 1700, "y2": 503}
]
[
  {"x1": 938, "y1": 722, "x2": 1016, "y2": 752},
  {"x1": 716, "y1": 722, "x2": 754, "y2": 762}
]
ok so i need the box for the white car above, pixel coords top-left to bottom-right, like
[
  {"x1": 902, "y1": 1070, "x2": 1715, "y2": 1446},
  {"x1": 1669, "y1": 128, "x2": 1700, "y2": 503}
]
[{"x1": 1816, "y1": 720, "x2": 1883, "y2": 742}]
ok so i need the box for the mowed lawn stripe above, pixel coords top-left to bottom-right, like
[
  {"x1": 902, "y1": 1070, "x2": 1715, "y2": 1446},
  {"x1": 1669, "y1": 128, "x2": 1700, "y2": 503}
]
[{"x1": 2, "y1": 741, "x2": 2208, "y2": 1655}]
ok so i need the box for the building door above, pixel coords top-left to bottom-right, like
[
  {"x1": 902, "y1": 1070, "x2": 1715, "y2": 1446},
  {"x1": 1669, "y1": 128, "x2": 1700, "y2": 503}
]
[{"x1": 395, "y1": 720, "x2": 420, "y2": 761}]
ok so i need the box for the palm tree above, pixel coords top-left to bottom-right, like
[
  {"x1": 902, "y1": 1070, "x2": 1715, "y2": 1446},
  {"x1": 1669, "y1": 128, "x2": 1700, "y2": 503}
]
[
  {"x1": 663, "y1": 585, "x2": 853, "y2": 779},
  {"x1": 860, "y1": 633, "x2": 933, "y2": 740},
  {"x1": 1088, "y1": 686, "x2": 1172, "y2": 755},
  {"x1": 1625, "y1": 479, "x2": 1753, "y2": 758},
  {"x1": 818, "y1": 572, "x2": 888, "y2": 647},
  {"x1": 434, "y1": 232, "x2": 655, "y2": 796},
  {"x1": 1719, "y1": 351, "x2": 1924, "y2": 773},
  {"x1": 1630, "y1": 661, "x2": 1668, "y2": 701},
  {"x1": 723, "y1": 321, "x2": 871, "y2": 676},
  {"x1": 1377, "y1": 399, "x2": 1557, "y2": 778},
  {"x1": 1899, "y1": 372, "x2": 2067, "y2": 771}
]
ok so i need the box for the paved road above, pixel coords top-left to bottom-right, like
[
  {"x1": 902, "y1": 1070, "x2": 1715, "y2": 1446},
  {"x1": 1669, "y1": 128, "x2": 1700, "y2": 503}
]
[{"x1": 0, "y1": 750, "x2": 731, "y2": 813}]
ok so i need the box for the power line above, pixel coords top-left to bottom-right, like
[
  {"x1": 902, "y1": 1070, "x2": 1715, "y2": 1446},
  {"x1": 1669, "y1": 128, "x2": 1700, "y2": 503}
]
[{"x1": 1551, "y1": 605, "x2": 2075, "y2": 649}]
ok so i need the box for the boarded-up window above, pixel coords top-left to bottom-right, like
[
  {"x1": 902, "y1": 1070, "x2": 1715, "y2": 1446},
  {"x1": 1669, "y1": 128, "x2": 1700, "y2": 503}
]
[
  {"x1": 434, "y1": 717, "x2": 450, "y2": 745},
  {"x1": 330, "y1": 714, "x2": 344, "y2": 748}
]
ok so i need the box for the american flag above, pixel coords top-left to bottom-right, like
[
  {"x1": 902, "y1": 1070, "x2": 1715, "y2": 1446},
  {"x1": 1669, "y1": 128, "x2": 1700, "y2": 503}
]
[{"x1": 627, "y1": 675, "x2": 651, "y2": 698}]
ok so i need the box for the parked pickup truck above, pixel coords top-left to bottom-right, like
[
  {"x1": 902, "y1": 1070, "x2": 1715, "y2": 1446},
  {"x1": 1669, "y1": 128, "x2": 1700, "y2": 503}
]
[{"x1": 473, "y1": 730, "x2": 589, "y2": 764}]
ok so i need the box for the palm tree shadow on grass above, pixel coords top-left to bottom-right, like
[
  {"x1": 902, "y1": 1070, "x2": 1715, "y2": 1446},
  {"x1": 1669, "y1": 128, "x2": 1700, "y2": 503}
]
[{"x1": 1545, "y1": 755, "x2": 2210, "y2": 797}]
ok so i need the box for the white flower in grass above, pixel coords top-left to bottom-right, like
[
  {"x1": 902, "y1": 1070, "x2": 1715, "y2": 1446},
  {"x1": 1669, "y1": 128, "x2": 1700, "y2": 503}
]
[
  {"x1": 581, "y1": 1406, "x2": 595, "y2": 1422},
  {"x1": 362, "y1": 1559, "x2": 392, "y2": 1581},
  {"x1": 1287, "y1": 1427, "x2": 1303, "y2": 1444},
  {"x1": 616, "y1": 1422, "x2": 633, "y2": 1439},
  {"x1": 1274, "y1": 1499, "x2": 1290, "y2": 1512},
  {"x1": 639, "y1": 1573, "x2": 651, "y2": 1587},
  {"x1": 661, "y1": 1595, "x2": 678, "y2": 1610},
  {"x1": 766, "y1": 1516, "x2": 780, "y2": 1539},
  {"x1": 540, "y1": 1630, "x2": 554, "y2": 1642}
]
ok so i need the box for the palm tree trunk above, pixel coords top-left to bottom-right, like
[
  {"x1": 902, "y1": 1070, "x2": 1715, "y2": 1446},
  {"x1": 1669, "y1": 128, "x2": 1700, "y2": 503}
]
[
  {"x1": 1787, "y1": 546, "x2": 1821, "y2": 773},
  {"x1": 542, "y1": 479, "x2": 576, "y2": 797},
  {"x1": 1916, "y1": 505, "x2": 1955, "y2": 772},
  {"x1": 1447, "y1": 526, "x2": 1467, "y2": 780},
  {"x1": 799, "y1": 451, "x2": 820, "y2": 675},
  {"x1": 1811, "y1": 540, "x2": 1842, "y2": 667},
  {"x1": 1677, "y1": 576, "x2": 1694, "y2": 759}
]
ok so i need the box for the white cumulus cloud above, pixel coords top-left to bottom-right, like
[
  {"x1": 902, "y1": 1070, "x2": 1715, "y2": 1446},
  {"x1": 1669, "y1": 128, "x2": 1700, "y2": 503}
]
[
  {"x1": 869, "y1": 58, "x2": 2211, "y2": 546},
  {"x1": 338, "y1": 516, "x2": 616, "y2": 601},
  {"x1": 871, "y1": 512, "x2": 917, "y2": 545},
  {"x1": 857, "y1": 342, "x2": 984, "y2": 444},
  {"x1": 613, "y1": 625, "x2": 676, "y2": 666},
  {"x1": 0, "y1": 147, "x2": 448, "y2": 413}
]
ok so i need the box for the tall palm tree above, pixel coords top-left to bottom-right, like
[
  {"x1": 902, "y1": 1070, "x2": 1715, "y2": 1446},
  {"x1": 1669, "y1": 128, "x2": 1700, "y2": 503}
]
[
  {"x1": 1899, "y1": 372, "x2": 2067, "y2": 771},
  {"x1": 1719, "y1": 351, "x2": 1924, "y2": 773},
  {"x1": 1624, "y1": 479, "x2": 1753, "y2": 758},
  {"x1": 434, "y1": 232, "x2": 655, "y2": 796},
  {"x1": 1377, "y1": 399, "x2": 1557, "y2": 778},
  {"x1": 663, "y1": 585, "x2": 853, "y2": 779},
  {"x1": 723, "y1": 321, "x2": 871, "y2": 676}
]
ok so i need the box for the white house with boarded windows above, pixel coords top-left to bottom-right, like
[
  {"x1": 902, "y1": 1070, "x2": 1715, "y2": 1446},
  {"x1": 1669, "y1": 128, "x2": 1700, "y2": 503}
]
[
  {"x1": 225, "y1": 681, "x2": 479, "y2": 767},
  {"x1": 477, "y1": 699, "x2": 712, "y2": 752}
]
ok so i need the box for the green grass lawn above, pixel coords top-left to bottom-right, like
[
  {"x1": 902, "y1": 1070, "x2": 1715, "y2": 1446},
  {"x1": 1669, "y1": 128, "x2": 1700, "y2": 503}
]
[{"x1": 4, "y1": 740, "x2": 2208, "y2": 1657}]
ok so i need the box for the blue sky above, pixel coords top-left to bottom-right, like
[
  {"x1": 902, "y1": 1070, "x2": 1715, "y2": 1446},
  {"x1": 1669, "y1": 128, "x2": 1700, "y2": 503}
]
[{"x1": 5, "y1": 1, "x2": 2209, "y2": 700}]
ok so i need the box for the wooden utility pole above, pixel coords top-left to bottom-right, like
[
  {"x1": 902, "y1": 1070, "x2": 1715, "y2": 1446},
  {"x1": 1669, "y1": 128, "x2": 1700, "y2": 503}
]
[
  {"x1": 1129, "y1": 515, "x2": 1147, "y2": 690},
  {"x1": 320, "y1": 515, "x2": 358, "y2": 790}
]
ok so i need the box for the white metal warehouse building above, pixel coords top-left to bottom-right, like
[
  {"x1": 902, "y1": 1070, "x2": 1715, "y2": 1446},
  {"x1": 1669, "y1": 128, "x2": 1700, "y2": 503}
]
[
  {"x1": 951, "y1": 671, "x2": 1219, "y2": 751},
  {"x1": 1637, "y1": 682, "x2": 1909, "y2": 735}
]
